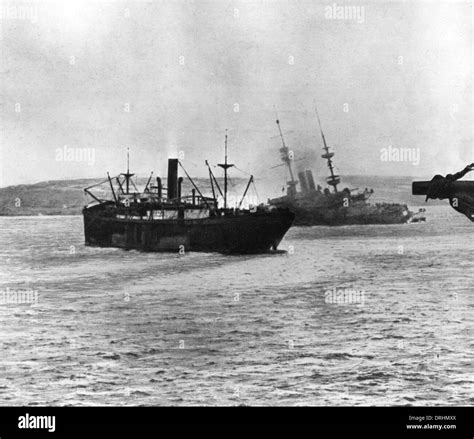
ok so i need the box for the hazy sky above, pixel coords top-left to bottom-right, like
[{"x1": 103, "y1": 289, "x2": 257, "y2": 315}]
[{"x1": 0, "y1": 0, "x2": 472, "y2": 189}]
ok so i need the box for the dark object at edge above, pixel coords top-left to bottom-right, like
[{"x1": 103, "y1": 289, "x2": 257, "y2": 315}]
[{"x1": 412, "y1": 163, "x2": 474, "y2": 222}]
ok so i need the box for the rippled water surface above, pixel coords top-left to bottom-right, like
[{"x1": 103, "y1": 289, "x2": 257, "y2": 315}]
[{"x1": 0, "y1": 206, "x2": 473, "y2": 406}]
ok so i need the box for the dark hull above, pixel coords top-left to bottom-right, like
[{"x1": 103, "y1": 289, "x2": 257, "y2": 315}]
[
  {"x1": 269, "y1": 195, "x2": 413, "y2": 226},
  {"x1": 83, "y1": 207, "x2": 295, "y2": 254},
  {"x1": 291, "y1": 206, "x2": 410, "y2": 226}
]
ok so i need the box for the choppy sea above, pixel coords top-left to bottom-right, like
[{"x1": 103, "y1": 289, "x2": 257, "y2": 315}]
[{"x1": 0, "y1": 205, "x2": 473, "y2": 406}]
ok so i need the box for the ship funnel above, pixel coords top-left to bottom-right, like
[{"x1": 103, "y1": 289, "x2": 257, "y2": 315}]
[
  {"x1": 305, "y1": 170, "x2": 316, "y2": 191},
  {"x1": 177, "y1": 177, "x2": 183, "y2": 200},
  {"x1": 167, "y1": 158, "x2": 179, "y2": 200},
  {"x1": 298, "y1": 171, "x2": 309, "y2": 193}
]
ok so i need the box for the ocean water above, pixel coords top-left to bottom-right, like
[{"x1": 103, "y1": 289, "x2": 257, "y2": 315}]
[{"x1": 0, "y1": 206, "x2": 472, "y2": 406}]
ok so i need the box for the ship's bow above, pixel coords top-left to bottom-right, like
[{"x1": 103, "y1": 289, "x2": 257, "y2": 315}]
[{"x1": 221, "y1": 208, "x2": 295, "y2": 254}]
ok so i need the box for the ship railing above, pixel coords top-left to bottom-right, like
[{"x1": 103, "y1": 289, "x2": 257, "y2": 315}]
[{"x1": 179, "y1": 194, "x2": 217, "y2": 206}]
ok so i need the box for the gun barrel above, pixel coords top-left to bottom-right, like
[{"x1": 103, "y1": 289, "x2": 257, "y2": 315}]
[
  {"x1": 412, "y1": 181, "x2": 431, "y2": 195},
  {"x1": 412, "y1": 181, "x2": 474, "y2": 195}
]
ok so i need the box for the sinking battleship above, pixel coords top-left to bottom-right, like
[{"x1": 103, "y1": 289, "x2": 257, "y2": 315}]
[
  {"x1": 83, "y1": 137, "x2": 294, "y2": 254},
  {"x1": 268, "y1": 109, "x2": 426, "y2": 226},
  {"x1": 412, "y1": 164, "x2": 474, "y2": 222}
]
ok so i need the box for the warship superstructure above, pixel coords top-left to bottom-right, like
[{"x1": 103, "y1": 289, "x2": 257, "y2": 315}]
[
  {"x1": 83, "y1": 138, "x2": 294, "y2": 254},
  {"x1": 269, "y1": 109, "x2": 425, "y2": 226}
]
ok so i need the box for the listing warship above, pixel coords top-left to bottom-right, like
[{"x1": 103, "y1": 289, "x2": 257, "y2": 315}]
[
  {"x1": 83, "y1": 138, "x2": 294, "y2": 254},
  {"x1": 268, "y1": 109, "x2": 426, "y2": 226},
  {"x1": 412, "y1": 164, "x2": 474, "y2": 222}
]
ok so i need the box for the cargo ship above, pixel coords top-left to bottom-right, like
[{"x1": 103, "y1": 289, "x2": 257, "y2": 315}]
[
  {"x1": 268, "y1": 108, "x2": 426, "y2": 226},
  {"x1": 83, "y1": 138, "x2": 294, "y2": 254}
]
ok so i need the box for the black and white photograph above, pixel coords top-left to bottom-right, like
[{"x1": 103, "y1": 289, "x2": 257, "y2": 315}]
[{"x1": 0, "y1": 0, "x2": 472, "y2": 434}]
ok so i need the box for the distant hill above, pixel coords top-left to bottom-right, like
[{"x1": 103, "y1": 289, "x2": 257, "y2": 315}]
[
  {"x1": 0, "y1": 175, "x2": 437, "y2": 216},
  {"x1": 0, "y1": 179, "x2": 94, "y2": 216},
  {"x1": 0, "y1": 177, "x2": 246, "y2": 216}
]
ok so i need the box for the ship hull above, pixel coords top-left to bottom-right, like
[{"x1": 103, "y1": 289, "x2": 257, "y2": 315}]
[
  {"x1": 290, "y1": 206, "x2": 410, "y2": 226},
  {"x1": 269, "y1": 194, "x2": 414, "y2": 226},
  {"x1": 83, "y1": 207, "x2": 295, "y2": 254}
]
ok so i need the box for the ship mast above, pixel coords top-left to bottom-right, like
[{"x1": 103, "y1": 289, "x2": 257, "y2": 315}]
[
  {"x1": 274, "y1": 109, "x2": 298, "y2": 196},
  {"x1": 315, "y1": 106, "x2": 340, "y2": 193},
  {"x1": 120, "y1": 147, "x2": 135, "y2": 195},
  {"x1": 217, "y1": 130, "x2": 233, "y2": 209}
]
